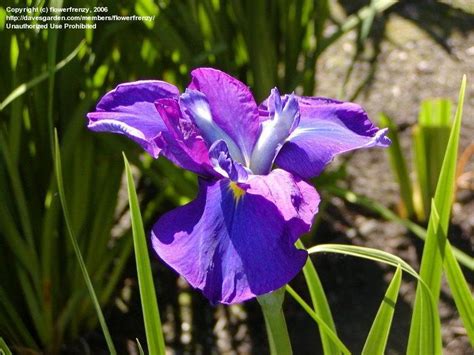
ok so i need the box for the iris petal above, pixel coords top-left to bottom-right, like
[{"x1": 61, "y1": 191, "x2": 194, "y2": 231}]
[
  {"x1": 151, "y1": 169, "x2": 319, "y2": 304},
  {"x1": 154, "y1": 98, "x2": 217, "y2": 176},
  {"x1": 189, "y1": 68, "x2": 261, "y2": 165},
  {"x1": 87, "y1": 80, "x2": 179, "y2": 157},
  {"x1": 274, "y1": 96, "x2": 391, "y2": 179},
  {"x1": 180, "y1": 89, "x2": 246, "y2": 164},
  {"x1": 208, "y1": 140, "x2": 249, "y2": 182},
  {"x1": 250, "y1": 88, "x2": 300, "y2": 175}
]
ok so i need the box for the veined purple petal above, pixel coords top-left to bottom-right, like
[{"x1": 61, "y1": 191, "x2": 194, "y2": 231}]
[
  {"x1": 154, "y1": 98, "x2": 217, "y2": 177},
  {"x1": 180, "y1": 89, "x2": 246, "y2": 164},
  {"x1": 151, "y1": 169, "x2": 319, "y2": 304},
  {"x1": 87, "y1": 80, "x2": 179, "y2": 157},
  {"x1": 274, "y1": 96, "x2": 391, "y2": 179},
  {"x1": 188, "y1": 68, "x2": 261, "y2": 166}
]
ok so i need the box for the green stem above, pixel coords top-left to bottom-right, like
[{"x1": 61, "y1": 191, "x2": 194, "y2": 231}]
[{"x1": 257, "y1": 288, "x2": 293, "y2": 355}]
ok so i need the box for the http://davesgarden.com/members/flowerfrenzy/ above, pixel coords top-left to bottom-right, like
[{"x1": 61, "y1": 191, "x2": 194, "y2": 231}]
[{"x1": 87, "y1": 68, "x2": 390, "y2": 304}]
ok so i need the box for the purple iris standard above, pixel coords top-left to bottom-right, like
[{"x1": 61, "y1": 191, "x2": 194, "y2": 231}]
[{"x1": 87, "y1": 68, "x2": 390, "y2": 304}]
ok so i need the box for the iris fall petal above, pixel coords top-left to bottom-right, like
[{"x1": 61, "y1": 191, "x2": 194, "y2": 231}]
[{"x1": 151, "y1": 169, "x2": 319, "y2": 304}]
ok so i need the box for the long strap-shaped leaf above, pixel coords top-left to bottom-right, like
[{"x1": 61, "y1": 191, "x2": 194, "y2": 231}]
[
  {"x1": 308, "y1": 245, "x2": 416, "y2": 277},
  {"x1": 379, "y1": 113, "x2": 416, "y2": 218},
  {"x1": 297, "y1": 240, "x2": 341, "y2": 354},
  {"x1": 324, "y1": 185, "x2": 473, "y2": 270},
  {"x1": 432, "y1": 202, "x2": 474, "y2": 345},
  {"x1": 0, "y1": 337, "x2": 13, "y2": 355},
  {"x1": 124, "y1": 154, "x2": 166, "y2": 355},
  {"x1": 285, "y1": 285, "x2": 350, "y2": 355},
  {"x1": 317, "y1": 0, "x2": 396, "y2": 55},
  {"x1": 0, "y1": 286, "x2": 38, "y2": 349},
  {"x1": 0, "y1": 40, "x2": 85, "y2": 111},
  {"x1": 307, "y1": 243, "x2": 440, "y2": 354},
  {"x1": 54, "y1": 131, "x2": 116, "y2": 354},
  {"x1": 407, "y1": 76, "x2": 467, "y2": 354},
  {"x1": 362, "y1": 266, "x2": 402, "y2": 355}
]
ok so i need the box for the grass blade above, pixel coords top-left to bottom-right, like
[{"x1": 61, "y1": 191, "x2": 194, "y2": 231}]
[
  {"x1": 308, "y1": 244, "x2": 417, "y2": 278},
  {"x1": 306, "y1": 244, "x2": 438, "y2": 303},
  {"x1": 318, "y1": 0, "x2": 396, "y2": 55},
  {"x1": 414, "y1": 98, "x2": 453, "y2": 219},
  {"x1": 406, "y1": 202, "x2": 443, "y2": 355},
  {"x1": 0, "y1": 286, "x2": 38, "y2": 349},
  {"x1": 46, "y1": 0, "x2": 63, "y2": 153},
  {"x1": 0, "y1": 40, "x2": 85, "y2": 111},
  {"x1": 444, "y1": 243, "x2": 474, "y2": 345},
  {"x1": 324, "y1": 185, "x2": 473, "y2": 270},
  {"x1": 0, "y1": 131, "x2": 36, "y2": 252},
  {"x1": 124, "y1": 153, "x2": 166, "y2": 355},
  {"x1": 362, "y1": 265, "x2": 402, "y2": 355},
  {"x1": 0, "y1": 201, "x2": 39, "y2": 281},
  {"x1": 359, "y1": 0, "x2": 377, "y2": 43},
  {"x1": 307, "y1": 243, "x2": 440, "y2": 354},
  {"x1": 432, "y1": 77, "x2": 465, "y2": 233},
  {"x1": 137, "y1": 339, "x2": 145, "y2": 355},
  {"x1": 54, "y1": 130, "x2": 116, "y2": 355},
  {"x1": 408, "y1": 76, "x2": 466, "y2": 354},
  {"x1": 420, "y1": 99, "x2": 452, "y2": 204},
  {"x1": 430, "y1": 203, "x2": 474, "y2": 345},
  {"x1": 285, "y1": 285, "x2": 350, "y2": 355},
  {"x1": 296, "y1": 240, "x2": 340, "y2": 354},
  {"x1": 412, "y1": 124, "x2": 429, "y2": 220},
  {"x1": 99, "y1": 236, "x2": 134, "y2": 306},
  {"x1": 379, "y1": 113, "x2": 415, "y2": 218},
  {"x1": 0, "y1": 337, "x2": 12, "y2": 355}
]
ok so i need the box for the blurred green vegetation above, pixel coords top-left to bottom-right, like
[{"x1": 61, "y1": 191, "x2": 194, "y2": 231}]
[
  {"x1": 2, "y1": 0, "x2": 473, "y2": 354},
  {"x1": 381, "y1": 99, "x2": 453, "y2": 222},
  {"x1": 0, "y1": 0, "x2": 395, "y2": 351}
]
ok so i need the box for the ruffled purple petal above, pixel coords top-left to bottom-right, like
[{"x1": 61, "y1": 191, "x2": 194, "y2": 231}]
[
  {"x1": 151, "y1": 169, "x2": 319, "y2": 304},
  {"x1": 274, "y1": 96, "x2": 391, "y2": 179},
  {"x1": 188, "y1": 68, "x2": 261, "y2": 165},
  {"x1": 87, "y1": 80, "x2": 179, "y2": 157},
  {"x1": 154, "y1": 98, "x2": 216, "y2": 177}
]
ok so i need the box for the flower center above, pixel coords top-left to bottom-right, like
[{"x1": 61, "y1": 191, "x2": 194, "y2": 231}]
[{"x1": 228, "y1": 181, "x2": 246, "y2": 201}]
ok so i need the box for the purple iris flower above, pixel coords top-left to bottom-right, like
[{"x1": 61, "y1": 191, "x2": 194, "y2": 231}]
[{"x1": 87, "y1": 68, "x2": 390, "y2": 304}]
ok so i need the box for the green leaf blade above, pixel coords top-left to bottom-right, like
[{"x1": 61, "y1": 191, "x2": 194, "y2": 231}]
[
  {"x1": 444, "y1": 240, "x2": 474, "y2": 345},
  {"x1": 0, "y1": 40, "x2": 85, "y2": 111},
  {"x1": 54, "y1": 131, "x2": 116, "y2": 355},
  {"x1": 308, "y1": 243, "x2": 440, "y2": 355},
  {"x1": 362, "y1": 266, "x2": 402, "y2": 355},
  {"x1": 324, "y1": 185, "x2": 474, "y2": 270},
  {"x1": 123, "y1": 153, "x2": 166, "y2": 355},
  {"x1": 380, "y1": 113, "x2": 415, "y2": 218},
  {"x1": 408, "y1": 76, "x2": 467, "y2": 355},
  {"x1": 285, "y1": 285, "x2": 350, "y2": 355},
  {"x1": 431, "y1": 199, "x2": 474, "y2": 345},
  {"x1": 0, "y1": 337, "x2": 12, "y2": 355},
  {"x1": 297, "y1": 240, "x2": 341, "y2": 354}
]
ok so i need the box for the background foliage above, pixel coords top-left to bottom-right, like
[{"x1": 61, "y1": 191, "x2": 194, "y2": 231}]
[{"x1": 0, "y1": 0, "x2": 472, "y2": 354}]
